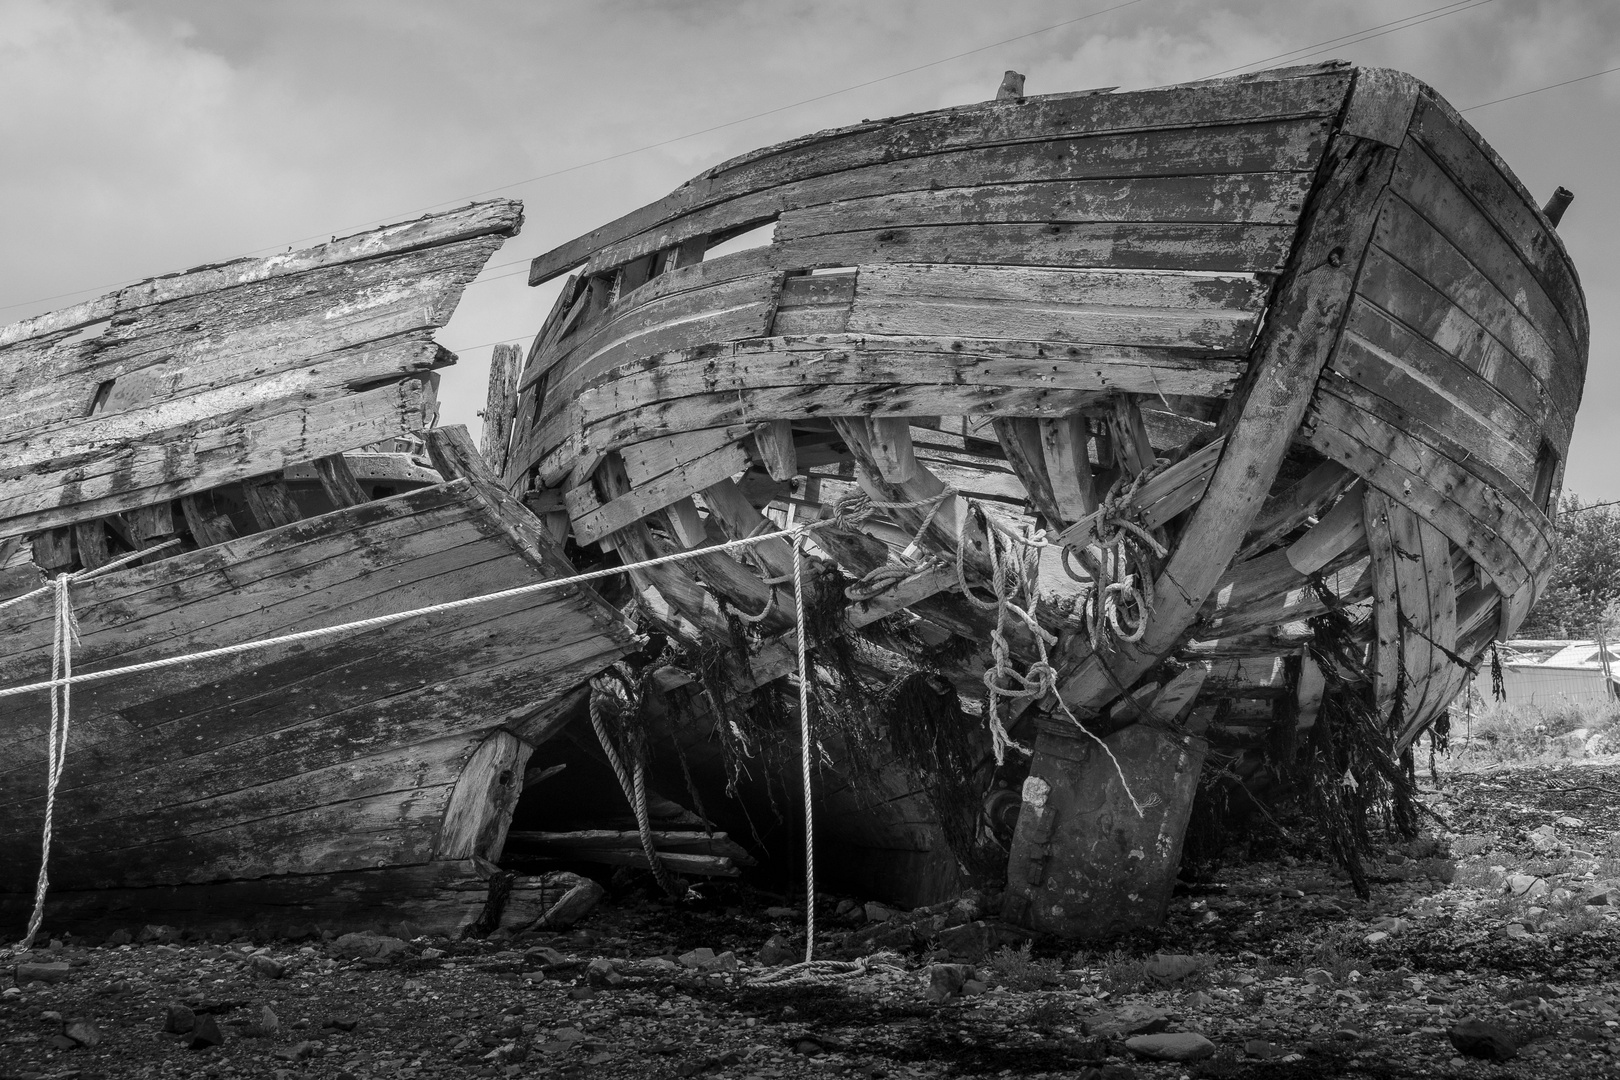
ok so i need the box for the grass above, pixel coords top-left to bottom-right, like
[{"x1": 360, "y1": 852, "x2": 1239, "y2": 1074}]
[
  {"x1": 987, "y1": 942, "x2": 1065, "y2": 991},
  {"x1": 1446, "y1": 698, "x2": 1620, "y2": 768}
]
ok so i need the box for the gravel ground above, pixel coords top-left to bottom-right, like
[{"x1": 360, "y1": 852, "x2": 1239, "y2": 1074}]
[{"x1": 4, "y1": 761, "x2": 1620, "y2": 1080}]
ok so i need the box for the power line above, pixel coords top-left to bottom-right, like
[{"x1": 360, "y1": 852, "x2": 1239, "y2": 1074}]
[
  {"x1": 239, "y1": 0, "x2": 1150, "y2": 257},
  {"x1": 1462, "y1": 63, "x2": 1620, "y2": 112},
  {"x1": 1245, "y1": 0, "x2": 1498, "y2": 71},
  {"x1": 1204, "y1": 0, "x2": 1492, "y2": 78},
  {"x1": 2, "y1": 1, "x2": 1146, "y2": 319}
]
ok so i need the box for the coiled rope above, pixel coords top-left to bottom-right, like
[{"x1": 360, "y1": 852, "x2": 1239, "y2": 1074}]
[{"x1": 1059, "y1": 466, "x2": 1170, "y2": 651}]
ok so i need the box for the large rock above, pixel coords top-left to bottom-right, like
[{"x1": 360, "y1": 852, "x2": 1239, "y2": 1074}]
[
  {"x1": 1448, "y1": 1019, "x2": 1517, "y2": 1061},
  {"x1": 15, "y1": 962, "x2": 71, "y2": 984},
  {"x1": 1088, "y1": 1004, "x2": 1170, "y2": 1038},
  {"x1": 331, "y1": 932, "x2": 409, "y2": 960},
  {"x1": 1125, "y1": 1032, "x2": 1217, "y2": 1061}
]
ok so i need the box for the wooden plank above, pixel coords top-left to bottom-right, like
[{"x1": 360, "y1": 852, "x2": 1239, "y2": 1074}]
[
  {"x1": 1305, "y1": 377, "x2": 1544, "y2": 598},
  {"x1": 507, "y1": 829, "x2": 753, "y2": 863},
  {"x1": 1296, "y1": 649, "x2": 1326, "y2": 731},
  {"x1": 1333, "y1": 322, "x2": 1537, "y2": 496},
  {"x1": 127, "y1": 502, "x2": 178, "y2": 546},
  {"x1": 829, "y1": 416, "x2": 995, "y2": 585},
  {"x1": 619, "y1": 427, "x2": 754, "y2": 487},
  {"x1": 30, "y1": 528, "x2": 73, "y2": 572},
  {"x1": 1108, "y1": 395, "x2": 1158, "y2": 476},
  {"x1": 662, "y1": 498, "x2": 707, "y2": 549},
  {"x1": 1039, "y1": 414, "x2": 1096, "y2": 524},
  {"x1": 313, "y1": 454, "x2": 371, "y2": 508},
  {"x1": 72, "y1": 521, "x2": 111, "y2": 571},
  {"x1": 1198, "y1": 547, "x2": 1370, "y2": 640},
  {"x1": 1340, "y1": 288, "x2": 1561, "y2": 469},
  {"x1": 993, "y1": 417, "x2": 1063, "y2": 527},
  {"x1": 1284, "y1": 481, "x2": 1364, "y2": 575},
  {"x1": 1, "y1": 202, "x2": 521, "y2": 353},
  {"x1": 1388, "y1": 145, "x2": 1580, "y2": 412},
  {"x1": 777, "y1": 173, "x2": 1313, "y2": 239},
  {"x1": 752, "y1": 419, "x2": 798, "y2": 480},
  {"x1": 0, "y1": 859, "x2": 495, "y2": 940},
  {"x1": 0, "y1": 378, "x2": 435, "y2": 541},
  {"x1": 3, "y1": 246, "x2": 472, "y2": 433},
  {"x1": 543, "y1": 336, "x2": 1237, "y2": 468},
  {"x1": 846, "y1": 265, "x2": 1264, "y2": 353},
  {"x1": 1049, "y1": 117, "x2": 1407, "y2": 713},
  {"x1": 1363, "y1": 487, "x2": 1402, "y2": 729},
  {"x1": 1365, "y1": 194, "x2": 1574, "y2": 428},
  {"x1": 566, "y1": 440, "x2": 750, "y2": 547},
  {"x1": 777, "y1": 221, "x2": 1297, "y2": 275},
  {"x1": 1237, "y1": 460, "x2": 1354, "y2": 560},
  {"x1": 1338, "y1": 67, "x2": 1419, "y2": 148},
  {"x1": 435, "y1": 730, "x2": 533, "y2": 863},
  {"x1": 178, "y1": 494, "x2": 240, "y2": 548},
  {"x1": 522, "y1": 270, "x2": 779, "y2": 398},
  {"x1": 866, "y1": 417, "x2": 919, "y2": 483},
  {"x1": 1408, "y1": 96, "x2": 1585, "y2": 355},
  {"x1": 242, "y1": 478, "x2": 302, "y2": 530},
  {"x1": 536, "y1": 88, "x2": 1345, "y2": 282},
  {"x1": 482, "y1": 342, "x2": 521, "y2": 474},
  {"x1": 1053, "y1": 437, "x2": 1223, "y2": 548},
  {"x1": 699, "y1": 477, "x2": 798, "y2": 581}
]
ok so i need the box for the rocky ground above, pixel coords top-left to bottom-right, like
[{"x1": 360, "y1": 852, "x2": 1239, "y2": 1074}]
[{"x1": 5, "y1": 761, "x2": 1620, "y2": 1080}]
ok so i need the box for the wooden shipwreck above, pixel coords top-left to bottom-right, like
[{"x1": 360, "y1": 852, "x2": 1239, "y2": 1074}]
[
  {"x1": 494, "y1": 62, "x2": 1587, "y2": 937},
  {"x1": 0, "y1": 202, "x2": 636, "y2": 937}
]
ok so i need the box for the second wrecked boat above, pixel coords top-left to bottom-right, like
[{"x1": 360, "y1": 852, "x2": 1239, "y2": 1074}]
[
  {"x1": 0, "y1": 203, "x2": 635, "y2": 936},
  {"x1": 495, "y1": 61, "x2": 1587, "y2": 937}
]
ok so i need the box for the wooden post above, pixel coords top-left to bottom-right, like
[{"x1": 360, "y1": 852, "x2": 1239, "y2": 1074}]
[
  {"x1": 1002, "y1": 717, "x2": 1208, "y2": 937},
  {"x1": 1541, "y1": 186, "x2": 1573, "y2": 228}
]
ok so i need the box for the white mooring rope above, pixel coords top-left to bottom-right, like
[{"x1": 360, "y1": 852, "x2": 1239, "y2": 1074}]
[{"x1": 2, "y1": 487, "x2": 1148, "y2": 954}]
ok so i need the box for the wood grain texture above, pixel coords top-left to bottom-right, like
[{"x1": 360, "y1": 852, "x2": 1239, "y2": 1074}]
[
  {"x1": 1, "y1": 202, "x2": 518, "y2": 541},
  {"x1": 1044, "y1": 83, "x2": 1407, "y2": 723},
  {"x1": 531, "y1": 70, "x2": 1350, "y2": 283},
  {"x1": 0, "y1": 473, "x2": 630, "y2": 894}
]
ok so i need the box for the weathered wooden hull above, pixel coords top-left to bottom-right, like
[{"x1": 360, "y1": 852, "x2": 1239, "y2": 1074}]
[
  {"x1": 0, "y1": 202, "x2": 639, "y2": 936},
  {"x1": 498, "y1": 63, "x2": 1586, "y2": 929},
  {"x1": 0, "y1": 465, "x2": 632, "y2": 934}
]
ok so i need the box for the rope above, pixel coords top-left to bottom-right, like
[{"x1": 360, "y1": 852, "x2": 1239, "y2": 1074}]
[
  {"x1": 1058, "y1": 467, "x2": 1169, "y2": 652},
  {"x1": 589, "y1": 669, "x2": 684, "y2": 900},
  {"x1": 0, "y1": 530, "x2": 804, "y2": 702},
  {"x1": 746, "y1": 951, "x2": 906, "y2": 987},
  {"x1": 792, "y1": 531, "x2": 816, "y2": 964},
  {"x1": 7, "y1": 540, "x2": 182, "y2": 954}
]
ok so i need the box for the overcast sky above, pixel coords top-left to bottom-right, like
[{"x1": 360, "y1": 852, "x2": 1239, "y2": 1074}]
[{"x1": 4, "y1": 0, "x2": 1616, "y2": 499}]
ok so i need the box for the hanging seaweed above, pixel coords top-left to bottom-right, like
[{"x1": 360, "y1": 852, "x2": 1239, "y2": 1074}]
[
  {"x1": 879, "y1": 670, "x2": 1002, "y2": 881},
  {"x1": 1288, "y1": 579, "x2": 1422, "y2": 898}
]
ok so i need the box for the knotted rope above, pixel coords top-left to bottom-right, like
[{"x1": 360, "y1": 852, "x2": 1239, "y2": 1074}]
[
  {"x1": 1060, "y1": 466, "x2": 1169, "y2": 651},
  {"x1": 589, "y1": 665, "x2": 685, "y2": 900}
]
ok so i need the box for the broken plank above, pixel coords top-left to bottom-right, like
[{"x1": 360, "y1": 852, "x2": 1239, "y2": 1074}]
[
  {"x1": 1237, "y1": 460, "x2": 1355, "y2": 560},
  {"x1": 313, "y1": 454, "x2": 371, "y2": 509},
  {"x1": 566, "y1": 440, "x2": 750, "y2": 548},
  {"x1": 481, "y1": 342, "x2": 521, "y2": 474},
  {"x1": 1284, "y1": 481, "x2": 1365, "y2": 575}
]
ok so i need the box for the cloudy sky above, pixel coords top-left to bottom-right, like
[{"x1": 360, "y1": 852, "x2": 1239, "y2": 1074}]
[{"x1": 4, "y1": 0, "x2": 1616, "y2": 498}]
